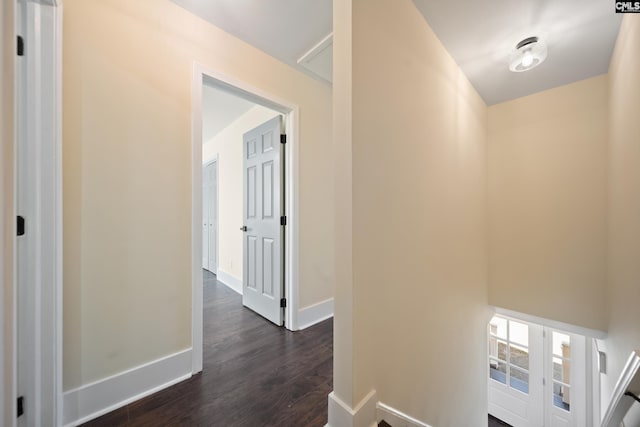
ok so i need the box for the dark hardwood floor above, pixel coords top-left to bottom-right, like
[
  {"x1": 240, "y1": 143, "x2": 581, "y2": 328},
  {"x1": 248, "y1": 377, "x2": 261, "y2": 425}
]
[
  {"x1": 82, "y1": 270, "x2": 333, "y2": 426},
  {"x1": 489, "y1": 414, "x2": 512, "y2": 426}
]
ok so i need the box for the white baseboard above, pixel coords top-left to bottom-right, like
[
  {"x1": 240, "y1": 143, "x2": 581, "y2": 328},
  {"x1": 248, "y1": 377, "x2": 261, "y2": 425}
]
[
  {"x1": 62, "y1": 348, "x2": 192, "y2": 426},
  {"x1": 327, "y1": 389, "x2": 377, "y2": 427},
  {"x1": 216, "y1": 269, "x2": 242, "y2": 295},
  {"x1": 298, "y1": 298, "x2": 333, "y2": 330},
  {"x1": 377, "y1": 402, "x2": 432, "y2": 427}
]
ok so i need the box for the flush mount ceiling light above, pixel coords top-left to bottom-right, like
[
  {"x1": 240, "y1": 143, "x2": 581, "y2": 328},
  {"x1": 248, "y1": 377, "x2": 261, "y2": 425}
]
[{"x1": 509, "y1": 36, "x2": 547, "y2": 72}]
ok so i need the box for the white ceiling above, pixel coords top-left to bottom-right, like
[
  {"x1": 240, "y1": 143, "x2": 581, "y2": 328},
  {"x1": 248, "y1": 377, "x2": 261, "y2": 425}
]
[
  {"x1": 202, "y1": 84, "x2": 254, "y2": 143},
  {"x1": 171, "y1": 0, "x2": 333, "y2": 83},
  {"x1": 412, "y1": 0, "x2": 622, "y2": 105},
  {"x1": 175, "y1": 0, "x2": 622, "y2": 106}
]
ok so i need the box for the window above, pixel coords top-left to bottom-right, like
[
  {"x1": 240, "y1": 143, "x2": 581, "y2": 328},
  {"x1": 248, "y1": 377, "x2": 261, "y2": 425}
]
[
  {"x1": 551, "y1": 331, "x2": 571, "y2": 411},
  {"x1": 489, "y1": 316, "x2": 530, "y2": 394}
]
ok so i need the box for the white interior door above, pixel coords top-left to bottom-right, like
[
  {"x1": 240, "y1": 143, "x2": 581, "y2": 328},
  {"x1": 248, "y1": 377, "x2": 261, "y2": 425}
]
[
  {"x1": 202, "y1": 167, "x2": 209, "y2": 270},
  {"x1": 207, "y1": 161, "x2": 217, "y2": 273},
  {"x1": 242, "y1": 116, "x2": 283, "y2": 326},
  {"x1": 488, "y1": 316, "x2": 544, "y2": 427}
]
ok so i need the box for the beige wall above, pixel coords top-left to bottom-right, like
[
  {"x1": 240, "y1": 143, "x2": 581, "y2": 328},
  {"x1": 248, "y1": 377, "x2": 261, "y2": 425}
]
[
  {"x1": 1, "y1": 0, "x2": 15, "y2": 423},
  {"x1": 202, "y1": 105, "x2": 280, "y2": 281},
  {"x1": 334, "y1": 0, "x2": 489, "y2": 424},
  {"x1": 332, "y1": 0, "x2": 355, "y2": 408},
  {"x1": 488, "y1": 76, "x2": 609, "y2": 331},
  {"x1": 63, "y1": 0, "x2": 332, "y2": 390},
  {"x1": 603, "y1": 15, "x2": 640, "y2": 423}
]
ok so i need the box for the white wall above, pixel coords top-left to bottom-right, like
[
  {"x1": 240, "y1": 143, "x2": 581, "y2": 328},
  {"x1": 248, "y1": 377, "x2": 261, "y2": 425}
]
[
  {"x1": 202, "y1": 105, "x2": 280, "y2": 283},
  {"x1": 334, "y1": 1, "x2": 489, "y2": 425},
  {"x1": 62, "y1": 0, "x2": 332, "y2": 391},
  {"x1": 602, "y1": 14, "x2": 640, "y2": 424},
  {"x1": 488, "y1": 75, "x2": 609, "y2": 332}
]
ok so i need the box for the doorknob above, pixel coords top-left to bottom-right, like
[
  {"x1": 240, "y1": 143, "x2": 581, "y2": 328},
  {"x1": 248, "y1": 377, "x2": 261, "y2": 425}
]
[{"x1": 240, "y1": 226, "x2": 247, "y2": 232}]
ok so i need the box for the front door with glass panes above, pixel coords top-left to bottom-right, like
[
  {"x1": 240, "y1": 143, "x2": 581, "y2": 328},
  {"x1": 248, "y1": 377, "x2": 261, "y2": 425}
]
[
  {"x1": 545, "y1": 330, "x2": 586, "y2": 427},
  {"x1": 488, "y1": 316, "x2": 544, "y2": 427},
  {"x1": 488, "y1": 315, "x2": 587, "y2": 427}
]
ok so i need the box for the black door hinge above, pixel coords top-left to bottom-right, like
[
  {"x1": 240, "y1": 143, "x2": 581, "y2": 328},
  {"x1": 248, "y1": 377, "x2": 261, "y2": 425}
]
[
  {"x1": 280, "y1": 216, "x2": 287, "y2": 226},
  {"x1": 17, "y1": 216, "x2": 25, "y2": 236},
  {"x1": 17, "y1": 396, "x2": 24, "y2": 417},
  {"x1": 280, "y1": 298, "x2": 287, "y2": 308},
  {"x1": 280, "y1": 134, "x2": 286, "y2": 144},
  {"x1": 17, "y1": 36, "x2": 24, "y2": 56}
]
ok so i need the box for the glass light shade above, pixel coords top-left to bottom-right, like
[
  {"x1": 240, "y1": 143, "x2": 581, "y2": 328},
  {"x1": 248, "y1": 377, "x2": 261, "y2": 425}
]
[{"x1": 509, "y1": 38, "x2": 547, "y2": 72}]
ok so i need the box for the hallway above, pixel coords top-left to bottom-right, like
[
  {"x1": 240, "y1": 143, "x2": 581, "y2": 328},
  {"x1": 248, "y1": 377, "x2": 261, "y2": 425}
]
[{"x1": 83, "y1": 270, "x2": 333, "y2": 426}]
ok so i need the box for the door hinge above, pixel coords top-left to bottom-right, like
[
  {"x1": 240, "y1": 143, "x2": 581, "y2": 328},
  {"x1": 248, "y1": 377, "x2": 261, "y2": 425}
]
[
  {"x1": 280, "y1": 298, "x2": 287, "y2": 308},
  {"x1": 542, "y1": 378, "x2": 546, "y2": 386},
  {"x1": 17, "y1": 396, "x2": 24, "y2": 417},
  {"x1": 280, "y1": 134, "x2": 286, "y2": 144},
  {"x1": 280, "y1": 216, "x2": 287, "y2": 226},
  {"x1": 17, "y1": 216, "x2": 25, "y2": 236},
  {"x1": 17, "y1": 36, "x2": 24, "y2": 56}
]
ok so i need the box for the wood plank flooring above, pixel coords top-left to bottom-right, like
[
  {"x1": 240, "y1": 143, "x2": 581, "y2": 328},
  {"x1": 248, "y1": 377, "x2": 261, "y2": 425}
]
[
  {"x1": 488, "y1": 414, "x2": 512, "y2": 426},
  {"x1": 82, "y1": 270, "x2": 332, "y2": 426}
]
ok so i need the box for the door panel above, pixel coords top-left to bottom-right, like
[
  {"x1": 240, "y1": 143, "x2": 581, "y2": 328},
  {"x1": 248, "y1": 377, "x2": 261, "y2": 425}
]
[
  {"x1": 247, "y1": 235, "x2": 257, "y2": 289},
  {"x1": 262, "y1": 161, "x2": 274, "y2": 218},
  {"x1": 247, "y1": 166, "x2": 257, "y2": 218},
  {"x1": 242, "y1": 116, "x2": 283, "y2": 325}
]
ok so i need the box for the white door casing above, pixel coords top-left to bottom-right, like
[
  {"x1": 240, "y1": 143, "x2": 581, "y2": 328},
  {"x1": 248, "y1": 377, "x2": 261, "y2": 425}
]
[
  {"x1": 242, "y1": 116, "x2": 283, "y2": 326},
  {"x1": 16, "y1": 0, "x2": 63, "y2": 426},
  {"x1": 192, "y1": 65, "x2": 300, "y2": 373}
]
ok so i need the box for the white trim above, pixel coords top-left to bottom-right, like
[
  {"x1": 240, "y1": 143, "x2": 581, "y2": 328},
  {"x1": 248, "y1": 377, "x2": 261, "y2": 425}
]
[
  {"x1": 62, "y1": 348, "x2": 192, "y2": 427},
  {"x1": 601, "y1": 350, "x2": 640, "y2": 427},
  {"x1": 297, "y1": 32, "x2": 333, "y2": 84},
  {"x1": 376, "y1": 402, "x2": 433, "y2": 427},
  {"x1": 491, "y1": 306, "x2": 608, "y2": 339},
  {"x1": 216, "y1": 269, "x2": 243, "y2": 295},
  {"x1": 191, "y1": 64, "x2": 204, "y2": 374},
  {"x1": 191, "y1": 62, "x2": 301, "y2": 375},
  {"x1": 297, "y1": 298, "x2": 333, "y2": 330},
  {"x1": 586, "y1": 338, "x2": 597, "y2": 427},
  {"x1": 54, "y1": 3, "x2": 64, "y2": 424},
  {"x1": 327, "y1": 390, "x2": 377, "y2": 427},
  {"x1": 297, "y1": 32, "x2": 333, "y2": 65},
  {"x1": 16, "y1": 1, "x2": 63, "y2": 426}
]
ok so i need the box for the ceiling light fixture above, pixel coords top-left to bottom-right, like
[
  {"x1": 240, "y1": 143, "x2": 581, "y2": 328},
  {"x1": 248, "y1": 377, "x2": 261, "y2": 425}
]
[{"x1": 509, "y1": 36, "x2": 547, "y2": 73}]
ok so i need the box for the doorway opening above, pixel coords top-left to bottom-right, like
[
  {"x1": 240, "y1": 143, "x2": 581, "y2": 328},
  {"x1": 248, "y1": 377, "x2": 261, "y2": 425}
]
[
  {"x1": 191, "y1": 64, "x2": 300, "y2": 374},
  {"x1": 201, "y1": 82, "x2": 286, "y2": 326}
]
